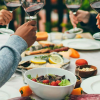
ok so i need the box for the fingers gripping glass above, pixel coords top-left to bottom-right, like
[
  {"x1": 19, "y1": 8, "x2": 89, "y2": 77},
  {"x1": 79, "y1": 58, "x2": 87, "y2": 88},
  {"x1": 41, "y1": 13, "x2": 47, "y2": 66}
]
[
  {"x1": 89, "y1": 0, "x2": 100, "y2": 39},
  {"x1": 0, "y1": 0, "x2": 22, "y2": 34},
  {"x1": 65, "y1": 0, "x2": 82, "y2": 34}
]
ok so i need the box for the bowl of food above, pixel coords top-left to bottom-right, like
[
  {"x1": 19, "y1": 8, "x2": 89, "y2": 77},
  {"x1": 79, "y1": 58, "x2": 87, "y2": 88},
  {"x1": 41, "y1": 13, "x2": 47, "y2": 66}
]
[
  {"x1": 75, "y1": 75, "x2": 82, "y2": 88},
  {"x1": 25, "y1": 67, "x2": 76, "y2": 100},
  {"x1": 76, "y1": 65, "x2": 97, "y2": 78}
]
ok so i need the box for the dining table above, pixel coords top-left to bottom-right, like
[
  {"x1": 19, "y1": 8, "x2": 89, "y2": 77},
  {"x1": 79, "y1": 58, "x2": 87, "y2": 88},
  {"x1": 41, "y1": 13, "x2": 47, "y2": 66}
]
[{"x1": 1, "y1": 32, "x2": 100, "y2": 99}]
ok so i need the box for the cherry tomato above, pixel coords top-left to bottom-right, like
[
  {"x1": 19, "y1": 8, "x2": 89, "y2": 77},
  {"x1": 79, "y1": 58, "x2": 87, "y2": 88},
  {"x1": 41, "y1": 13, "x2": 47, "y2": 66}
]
[
  {"x1": 43, "y1": 80, "x2": 49, "y2": 83},
  {"x1": 50, "y1": 81, "x2": 58, "y2": 86},
  {"x1": 56, "y1": 80, "x2": 61, "y2": 85},
  {"x1": 32, "y1": 78, "x2": 37, "y2": 82}
]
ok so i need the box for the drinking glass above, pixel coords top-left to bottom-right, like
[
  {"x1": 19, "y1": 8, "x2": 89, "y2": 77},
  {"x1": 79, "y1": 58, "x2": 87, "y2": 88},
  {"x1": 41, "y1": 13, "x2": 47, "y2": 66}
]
[
  {"x1": 65, "y1": 0, "x2": 82, "y2": 34},
  {"x1": 22, "y1": 0, "x2": 45, "y2": 21},
  {"x1": 0, "y1": 0, "x2": 22, "y2": 34},
  {"x1": 89, "y1": 0, "x2": 100, "y2": 40}
]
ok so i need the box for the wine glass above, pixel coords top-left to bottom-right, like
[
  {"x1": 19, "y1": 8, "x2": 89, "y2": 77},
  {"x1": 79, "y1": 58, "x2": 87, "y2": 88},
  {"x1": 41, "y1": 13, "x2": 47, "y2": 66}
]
[
  {"x1": 65, "y1": 0, "x2": 83, "y2": 34},
  {"x1": 89, "y1": 0, "x2": 100, "y2": 40},
  {"x1": 22, "y1": 0, "x2": 45, "y2": 21},
  {"x1": 0, "y1": 0, "x2": 22, "y2": 35}
]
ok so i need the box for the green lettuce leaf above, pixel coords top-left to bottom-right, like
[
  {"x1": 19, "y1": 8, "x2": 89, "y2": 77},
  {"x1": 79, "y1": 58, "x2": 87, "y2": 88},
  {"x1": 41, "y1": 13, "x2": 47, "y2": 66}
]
[{"x1": 59, "y1": 79, "x2": 71, "y2": 86}]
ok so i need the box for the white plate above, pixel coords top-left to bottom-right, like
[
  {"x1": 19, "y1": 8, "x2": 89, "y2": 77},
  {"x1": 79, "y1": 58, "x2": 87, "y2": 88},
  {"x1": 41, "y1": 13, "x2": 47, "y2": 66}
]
[
  {"x1": 81, "y1": 75, "x2": 100, "y2": 94},
  {"x1": 61, "y1": 39, "x2": 100, "y2": 50},
  {"x1": 0, "y1": 85, "x2": 21, "y2": 99},
  {"x1": 17, "y1": 55, "x2": 70, "y2": 72},
  {"x1": 0, "y1": 28, "x2": 14, "y2": 34}
]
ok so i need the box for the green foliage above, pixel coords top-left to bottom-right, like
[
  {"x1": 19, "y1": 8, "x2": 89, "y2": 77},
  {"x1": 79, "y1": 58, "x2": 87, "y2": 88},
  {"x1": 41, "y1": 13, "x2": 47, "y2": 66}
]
[
  {"x1": 0, "y1": 5, "x2": 7, "y2": 10},
  {"x1": 45, "y1": 22, "x2": 51, "y2": 32},
  {"x1": 80, "y1": 0, "x2": 91, "y2": 11}
]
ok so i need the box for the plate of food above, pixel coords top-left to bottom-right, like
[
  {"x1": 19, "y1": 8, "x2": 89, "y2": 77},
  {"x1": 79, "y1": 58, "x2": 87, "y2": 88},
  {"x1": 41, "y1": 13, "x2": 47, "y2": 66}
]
[
  {"x1": 17, "y1": 53, "x2": 70, "y2": 72},
  {"x1": 25, "y1": 41, "x2": 69, "y2": 56}
]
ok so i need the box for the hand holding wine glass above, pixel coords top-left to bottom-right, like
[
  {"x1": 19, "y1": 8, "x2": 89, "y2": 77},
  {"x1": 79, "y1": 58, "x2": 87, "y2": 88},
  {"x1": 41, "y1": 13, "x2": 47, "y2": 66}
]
[
  {"x1": 69, "y1": 10, "x2": 90, "y2": 28},
  {"x1": 65, "y1": 0, "x2": 82, "y2": 33},
  {"x1": 0, "y1": 9, "x2": 13, "y2": 26},
  {"x1": 0, "y1": 0, "x2": 22, "y2": 34},
  {"x1": 89, "y1": 0, "x2": 100, "y2": 39}
]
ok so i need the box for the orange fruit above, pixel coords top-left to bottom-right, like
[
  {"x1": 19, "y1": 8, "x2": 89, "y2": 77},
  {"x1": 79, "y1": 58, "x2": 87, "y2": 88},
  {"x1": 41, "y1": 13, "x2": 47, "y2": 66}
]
[
  {"x1": 68, "y1": 48, "x2": 80, "y2": 58},
  {"x1": 19, "y1": 85, "x2": 32, "y2": 97}
]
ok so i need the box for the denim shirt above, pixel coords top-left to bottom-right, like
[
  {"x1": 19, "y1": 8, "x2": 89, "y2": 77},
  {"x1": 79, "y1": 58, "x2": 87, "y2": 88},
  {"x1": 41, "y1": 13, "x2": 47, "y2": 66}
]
[{"x1": 0, "y1": 35, "x2": 28, "y2": 87}]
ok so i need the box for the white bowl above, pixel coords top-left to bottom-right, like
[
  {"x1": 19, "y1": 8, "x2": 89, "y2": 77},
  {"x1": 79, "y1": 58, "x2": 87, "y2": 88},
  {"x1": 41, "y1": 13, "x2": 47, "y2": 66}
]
[
  {"x1": 64, "y1": 31, "x2": 76, "y2": 39},
  {"x1": 25, "y1": 68, "x2": 76, "y2": 100}
]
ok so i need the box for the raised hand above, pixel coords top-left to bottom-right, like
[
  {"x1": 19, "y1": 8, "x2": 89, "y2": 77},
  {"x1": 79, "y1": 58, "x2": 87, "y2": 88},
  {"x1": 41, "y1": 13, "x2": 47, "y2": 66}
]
[
  {"x1": 14, "y1": 20, "x2": 37, "y2": 47},
  {"x1": 0, "y1": 9, "x2": 13, "y2": 25},
  {"x1": 69, "y1": 10, "x2": 90, "y2": 28}
]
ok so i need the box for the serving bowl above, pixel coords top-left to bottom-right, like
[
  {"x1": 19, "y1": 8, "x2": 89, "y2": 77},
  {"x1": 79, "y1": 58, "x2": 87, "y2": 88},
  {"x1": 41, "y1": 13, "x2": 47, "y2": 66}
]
[
  {"x1": 25, "y1": 67, "x2": 76, "y2": 100},
  {"x1": 76, "y1": 65, "x2": 97, "y2": 78}
]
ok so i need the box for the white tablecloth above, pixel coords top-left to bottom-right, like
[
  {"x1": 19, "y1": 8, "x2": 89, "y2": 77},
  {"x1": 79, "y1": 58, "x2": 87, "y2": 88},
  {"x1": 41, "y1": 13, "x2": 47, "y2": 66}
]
[{"x1": 3, "y1": 50, "x2": 100, "y2": 99}]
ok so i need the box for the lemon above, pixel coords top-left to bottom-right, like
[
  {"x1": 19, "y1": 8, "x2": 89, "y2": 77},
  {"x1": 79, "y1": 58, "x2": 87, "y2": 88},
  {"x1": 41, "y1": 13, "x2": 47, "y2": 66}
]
[
  {"x1": 30, "y1": 59, "x2": 46, "y2": 64},
  {"x1": 49, "y1": 55, "x2": 63, "y2": 64}
]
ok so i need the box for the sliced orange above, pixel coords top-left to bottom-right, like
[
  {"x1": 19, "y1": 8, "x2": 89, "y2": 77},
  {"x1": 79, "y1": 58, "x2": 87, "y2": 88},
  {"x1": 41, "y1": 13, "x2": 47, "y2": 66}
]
[{"x1": 68, "y1": 48, "x2": 80, "y2": 58}]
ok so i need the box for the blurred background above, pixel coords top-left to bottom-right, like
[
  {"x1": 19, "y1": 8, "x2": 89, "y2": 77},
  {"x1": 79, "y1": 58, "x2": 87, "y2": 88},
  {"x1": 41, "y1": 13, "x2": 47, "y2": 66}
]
[{"x1": 0, "y1": 0, "x2": 95, "y2": 33}]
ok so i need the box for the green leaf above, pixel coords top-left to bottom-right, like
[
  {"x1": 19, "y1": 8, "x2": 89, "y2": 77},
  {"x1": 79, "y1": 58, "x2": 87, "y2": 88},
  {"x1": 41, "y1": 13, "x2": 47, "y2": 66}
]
[
  {"x1": 58, "y1": 79, "x2": 71, "y2": 86},
  {"x1": 27, "y1": 75, "x2": 33, "y2": 80}
]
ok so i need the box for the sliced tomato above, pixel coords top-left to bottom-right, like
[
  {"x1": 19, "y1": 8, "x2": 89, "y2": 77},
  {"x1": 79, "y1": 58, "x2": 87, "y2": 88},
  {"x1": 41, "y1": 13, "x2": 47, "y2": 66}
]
[
  {"x1": 32, "y1": 78, "x2": 37, "y2": 82},
  {"x1": 56, "y1": 80, "x2": 61, "y2": 85},
  {"x1": 50, "y1": 81, "x2": 58, "y2": 86},
  {"x1": 43, "y1": 80, "x2": 49, "y2": 83}
]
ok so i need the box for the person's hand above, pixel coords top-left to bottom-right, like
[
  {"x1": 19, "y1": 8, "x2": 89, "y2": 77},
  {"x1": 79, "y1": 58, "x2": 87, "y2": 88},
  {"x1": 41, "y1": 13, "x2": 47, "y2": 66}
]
[
  {"x1": 96, "y1": 14, "x2": 100, "y2": 29},
  {"x1": 14, "y1": 20, "x2": 37, "y2": 47},
  {"x1": 0, "y1": 9, "x2": 13, "y2": 25},
  {"x1": 69, "y1": 10, "x2": 90, "y2": 28}
]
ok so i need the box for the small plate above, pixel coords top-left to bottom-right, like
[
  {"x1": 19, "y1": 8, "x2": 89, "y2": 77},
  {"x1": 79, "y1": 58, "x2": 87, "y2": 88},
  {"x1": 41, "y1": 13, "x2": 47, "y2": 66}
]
[
  {"x1": 61, "y1": 38, "x2": 100, "y2": 50},
  {"x1": 0, "y1": 85, "x2": 21, "y2": 99},
  {"x1": 93, "y1": 32, "x2": 100, "y2": 40},
  {"x1": 81, "y1": 75, "x2": 100, "y2": 94},
  {"x1": 0, "y1": 28, "x2": 14, "y2": 34},
  {"x1": 68, "y1": 28, "x2": 83, "y2": 34}
]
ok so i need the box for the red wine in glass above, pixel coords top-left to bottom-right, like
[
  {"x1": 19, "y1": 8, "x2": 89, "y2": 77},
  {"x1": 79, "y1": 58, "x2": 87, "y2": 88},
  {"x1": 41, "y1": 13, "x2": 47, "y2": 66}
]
[
  {"x1": 26, "y1": 3, "x2": 44, "y2": 16},
  {"x1": 90, "y1": 1, "x2": 100, "y2": 13},
  {"x1": 6, "y1": 3, "x2": 21, "y2": 11},
  {"x1": 22, "y1": 0, "x2": 45, "y2": 21},
  {"x1": 66, "y1": 5, "x2": 81, "y2": 13}
]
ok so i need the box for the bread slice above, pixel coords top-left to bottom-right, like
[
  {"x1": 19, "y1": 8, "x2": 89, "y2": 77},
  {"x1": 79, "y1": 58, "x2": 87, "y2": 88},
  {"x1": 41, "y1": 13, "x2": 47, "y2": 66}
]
[
  {"x1": 25, "y1": 48, "x2": 50, "y2": 55},
  {"x1": 38, "y1": 41, "x2": 55, "y2": 47}
]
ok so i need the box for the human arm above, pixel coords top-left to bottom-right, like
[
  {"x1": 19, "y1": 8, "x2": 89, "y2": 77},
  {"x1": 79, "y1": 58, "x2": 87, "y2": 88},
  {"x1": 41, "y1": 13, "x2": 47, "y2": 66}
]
[
  {"x1": 0, "y1": 21, "x2": 37, "y2": 87},
  {"x1": 0, "y1": 9, "x2": 13, "y2": 25},
  {"x1": 69, "y1": 10, "x2": 100, "y2": 34}
]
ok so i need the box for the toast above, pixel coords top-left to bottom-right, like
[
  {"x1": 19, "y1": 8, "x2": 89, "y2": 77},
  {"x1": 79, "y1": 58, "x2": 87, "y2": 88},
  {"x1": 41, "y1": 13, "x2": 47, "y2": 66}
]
[{"x1": 38, "y1": 41, "x2": 55, "y2": 47}]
